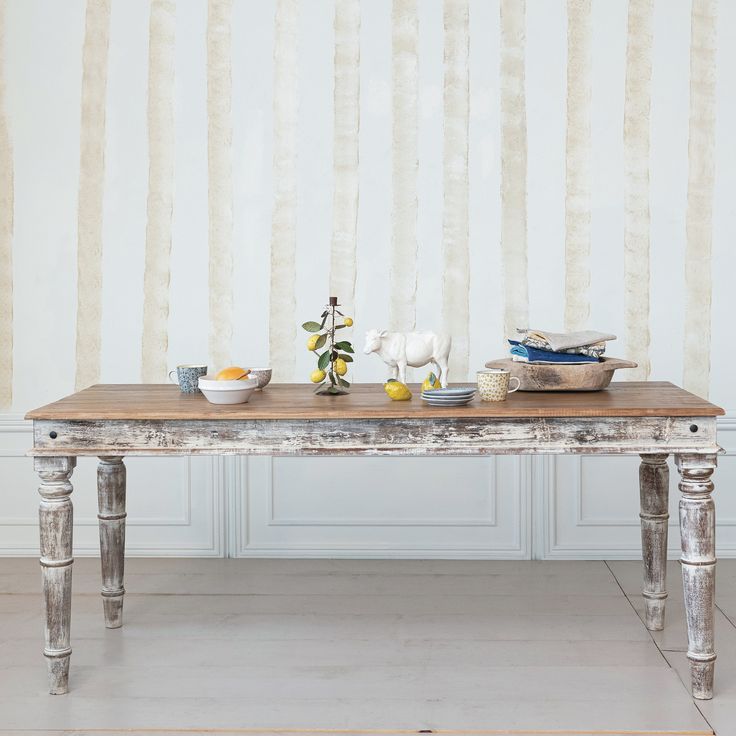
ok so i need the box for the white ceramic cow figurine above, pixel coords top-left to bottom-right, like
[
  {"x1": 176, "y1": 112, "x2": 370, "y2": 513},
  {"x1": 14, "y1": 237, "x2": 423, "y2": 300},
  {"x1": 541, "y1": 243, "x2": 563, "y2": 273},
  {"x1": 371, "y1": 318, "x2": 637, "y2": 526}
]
[{"x1": 363, "y1": 330, "x2": 452, "y2": 387}]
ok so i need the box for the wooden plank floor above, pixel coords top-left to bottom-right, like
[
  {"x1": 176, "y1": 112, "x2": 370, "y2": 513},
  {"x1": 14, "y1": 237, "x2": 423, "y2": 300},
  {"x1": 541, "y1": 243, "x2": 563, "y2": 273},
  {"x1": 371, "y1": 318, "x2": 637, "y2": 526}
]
[{"x1": 0, "y1": 558, "x2": 733, "y2": 735}]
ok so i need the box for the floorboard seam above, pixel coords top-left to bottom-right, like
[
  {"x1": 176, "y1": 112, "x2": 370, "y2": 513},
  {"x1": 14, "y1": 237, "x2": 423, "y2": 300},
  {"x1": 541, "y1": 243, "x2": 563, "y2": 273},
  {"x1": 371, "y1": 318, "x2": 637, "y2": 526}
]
[
  {"x1": 715, "y1": 602, "x2": 736, "y2": 629},
  {"x1": 603, "y1": 562, "x2": 672, "y2": 669},
  {"x1": 603, "y1": 564, "x2": 717, "y2": 735}
]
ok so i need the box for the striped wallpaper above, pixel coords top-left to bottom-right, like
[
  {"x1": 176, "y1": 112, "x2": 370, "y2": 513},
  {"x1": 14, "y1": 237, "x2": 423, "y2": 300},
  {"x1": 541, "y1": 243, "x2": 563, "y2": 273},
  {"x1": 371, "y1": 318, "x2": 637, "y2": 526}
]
[{"x1": 0, "y1": 0, "x2": 734, "y2": 413}]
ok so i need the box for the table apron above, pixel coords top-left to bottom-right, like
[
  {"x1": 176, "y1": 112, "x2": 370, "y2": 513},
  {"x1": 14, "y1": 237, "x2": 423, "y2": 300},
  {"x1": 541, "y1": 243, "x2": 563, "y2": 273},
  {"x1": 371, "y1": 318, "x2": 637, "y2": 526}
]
[{"x1": 30, "y1": 416, "x2": 719, "y2": 456}]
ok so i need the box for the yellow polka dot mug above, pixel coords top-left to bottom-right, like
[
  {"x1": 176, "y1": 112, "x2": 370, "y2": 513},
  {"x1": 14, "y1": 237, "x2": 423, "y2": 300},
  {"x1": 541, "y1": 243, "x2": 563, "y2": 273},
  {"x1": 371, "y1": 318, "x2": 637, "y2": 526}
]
[{"x1": 477, "y1": 369, "x2": 521, "y2": 402}]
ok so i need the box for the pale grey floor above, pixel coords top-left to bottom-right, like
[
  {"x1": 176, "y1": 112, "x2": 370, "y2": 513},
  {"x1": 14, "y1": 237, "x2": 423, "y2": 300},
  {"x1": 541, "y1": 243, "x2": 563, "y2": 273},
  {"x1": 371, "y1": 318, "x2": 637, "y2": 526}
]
[{"x1": 1, "y1": 558, "x2": 735, "y2": 735}]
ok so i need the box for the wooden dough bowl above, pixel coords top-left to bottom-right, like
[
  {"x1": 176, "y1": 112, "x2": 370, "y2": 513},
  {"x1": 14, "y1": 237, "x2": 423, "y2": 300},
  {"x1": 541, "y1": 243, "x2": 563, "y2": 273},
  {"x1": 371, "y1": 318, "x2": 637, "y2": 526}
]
[{"x1": 484, "y1": 357, "x2": 638, "y2": 392}]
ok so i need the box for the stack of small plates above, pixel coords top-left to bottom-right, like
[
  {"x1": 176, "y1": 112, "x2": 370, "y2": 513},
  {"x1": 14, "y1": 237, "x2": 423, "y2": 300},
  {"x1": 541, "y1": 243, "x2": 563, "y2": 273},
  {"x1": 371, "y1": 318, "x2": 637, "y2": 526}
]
[{"x1": 421, "y1": 386, "x2": 476, "y2": 407}]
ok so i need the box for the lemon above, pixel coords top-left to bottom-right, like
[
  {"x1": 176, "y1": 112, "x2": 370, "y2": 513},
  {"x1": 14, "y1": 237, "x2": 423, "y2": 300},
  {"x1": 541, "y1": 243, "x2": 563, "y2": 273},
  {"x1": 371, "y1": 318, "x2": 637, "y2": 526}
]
[
  {"x1": 306, "y1": 334, "x2": 320, "y2": 351},
  {"x1": 344, "y1": 317, "x2": 353, "y2": 327},
  {"x1": 421, "y1": 372, "x2": 441, "y2": 391},
  {"x1": 310, "y1": 369, "x2": 326, "y2": 383},
  {"x1": 384, "y1": 380, "x2": 412, "y2": 401},
  {"x1": 216, "y1": 366, "x2": 250, "y2": 381},
  {"x1": 334, "y1": 358, "x2": 348, "y2": 376}
]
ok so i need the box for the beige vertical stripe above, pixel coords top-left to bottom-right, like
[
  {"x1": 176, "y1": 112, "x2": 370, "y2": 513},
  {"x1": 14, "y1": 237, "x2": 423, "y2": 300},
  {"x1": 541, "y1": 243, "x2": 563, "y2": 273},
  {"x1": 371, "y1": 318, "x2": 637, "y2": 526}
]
[
  {"x1": 389, "y1": 0, "x2": 418, "y2": 332},
  {"x1": 270, "y1": 0, "x2": 299, "y2": 382},
  {"x1": 208, "y1": 0, "x2": 234, "y2": 371},
  {"x1": 623, "y1": 0, "x2": 652, "y2": 381},
  {"x1": 141, "y1": 0, "x2": 175, "y2": 383},
  {"x1": 564, "y1": 0, "x2": 591, "y2": 332},
  {"x1": 441, "y1": 0, "x2": 470, "y2": 381},
  {"x1": 499, "y1": 0, "x2": 528, "y2": 342},
  {"x1": 0, "y1": 0, "x2": 12, "y2": 409},
  {"x1": 683, "y1": 0, "x2": 717, "y2": 398},
  {"x1": 74, "y1": 0, "x2": 111, "y2": 390},
  {"x1": 329, "y1": 0, "x2": 360, "y2": 316}
]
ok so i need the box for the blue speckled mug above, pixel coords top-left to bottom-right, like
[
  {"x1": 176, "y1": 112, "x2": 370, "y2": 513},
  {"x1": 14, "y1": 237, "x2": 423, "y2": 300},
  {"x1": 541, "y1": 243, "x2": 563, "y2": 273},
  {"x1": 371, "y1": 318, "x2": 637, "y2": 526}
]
[{"x1": 169, "y1": 365, "x2": 207, "y2": 394}]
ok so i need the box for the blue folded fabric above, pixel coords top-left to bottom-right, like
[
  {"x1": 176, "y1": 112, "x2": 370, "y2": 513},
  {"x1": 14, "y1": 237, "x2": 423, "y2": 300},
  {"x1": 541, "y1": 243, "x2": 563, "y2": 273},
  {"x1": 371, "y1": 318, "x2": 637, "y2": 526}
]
[{"x1": 508, "y1": 340, "x2": 599, "y2": 364}]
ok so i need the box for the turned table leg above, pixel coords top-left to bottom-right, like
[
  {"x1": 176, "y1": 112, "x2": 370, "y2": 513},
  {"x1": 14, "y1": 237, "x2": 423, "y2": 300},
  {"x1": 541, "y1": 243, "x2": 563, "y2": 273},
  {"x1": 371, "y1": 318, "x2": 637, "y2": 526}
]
[
  {"x1": 98, "y1": 457, "x2": 126, "y2": 628},
  {"x1": 676, "y1": 453, "x2": 718, "y2": 700},
  {"x1": 639, "y1": 454, "x2": 669, "y2": 630},
  {"x1": 36, "y1": 456, "x2": 76, "y2": 695}
]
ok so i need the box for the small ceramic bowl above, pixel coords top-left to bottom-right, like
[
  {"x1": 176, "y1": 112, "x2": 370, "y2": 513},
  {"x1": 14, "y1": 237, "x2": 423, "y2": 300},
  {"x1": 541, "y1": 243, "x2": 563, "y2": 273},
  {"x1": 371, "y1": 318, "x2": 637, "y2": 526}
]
[
  {"x1": 249, "y1": 367, "x2": 272, "y2": 389},
  {"x1": 198, "y1": 376, "x2": 258, "y2": 405}
]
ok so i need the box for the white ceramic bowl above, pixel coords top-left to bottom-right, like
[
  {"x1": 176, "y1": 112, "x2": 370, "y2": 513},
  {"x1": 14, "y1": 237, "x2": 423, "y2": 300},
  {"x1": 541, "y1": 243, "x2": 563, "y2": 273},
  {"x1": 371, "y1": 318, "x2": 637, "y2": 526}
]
[
  {"x1": 198, "y1": 376, "x2": 258, "y2": 405},
  {"x1": 249, "y1": 367, "x2": 272, "y2": 389}
]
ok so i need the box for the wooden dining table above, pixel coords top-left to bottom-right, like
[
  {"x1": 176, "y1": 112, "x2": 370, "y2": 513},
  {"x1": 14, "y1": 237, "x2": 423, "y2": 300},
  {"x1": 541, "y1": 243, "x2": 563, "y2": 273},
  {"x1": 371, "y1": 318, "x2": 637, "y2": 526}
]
[{"x1": 26, "y1": 381, "x2": 724, "y2": 699}]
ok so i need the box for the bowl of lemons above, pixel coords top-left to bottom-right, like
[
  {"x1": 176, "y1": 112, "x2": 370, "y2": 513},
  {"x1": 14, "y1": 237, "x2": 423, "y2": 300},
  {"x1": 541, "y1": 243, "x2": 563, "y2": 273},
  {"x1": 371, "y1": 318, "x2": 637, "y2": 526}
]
[{"x1": 199, "y1": 367, "x2": 258, "y2": 405}]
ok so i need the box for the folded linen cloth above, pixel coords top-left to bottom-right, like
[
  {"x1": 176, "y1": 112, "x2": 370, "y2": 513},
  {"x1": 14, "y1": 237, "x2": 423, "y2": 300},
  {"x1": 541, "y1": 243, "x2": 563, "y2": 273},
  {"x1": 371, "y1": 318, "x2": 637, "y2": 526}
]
[
  {"x1": 521, "y1": 335, "x2": 606, "y2": 358},
  {"x1": 516, "y1": 328, "x2": 616, "y2": 353},
  {"x1": 509, "y1": 340, "x2": 600, "y2": 364}
]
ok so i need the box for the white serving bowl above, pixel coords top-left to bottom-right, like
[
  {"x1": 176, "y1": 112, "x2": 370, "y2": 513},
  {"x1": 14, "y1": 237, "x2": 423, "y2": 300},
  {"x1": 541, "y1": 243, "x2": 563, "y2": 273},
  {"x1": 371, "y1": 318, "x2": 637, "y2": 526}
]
[{"x1": 198, "y1": 376, "x2": 258, "y2": 405}]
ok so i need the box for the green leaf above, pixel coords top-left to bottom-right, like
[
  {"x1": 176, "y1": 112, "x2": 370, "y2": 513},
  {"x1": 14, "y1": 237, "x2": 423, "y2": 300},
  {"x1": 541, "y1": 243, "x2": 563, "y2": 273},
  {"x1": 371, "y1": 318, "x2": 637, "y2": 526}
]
[
  {"x1": 339, "y1": 353, "x2": 353, "y2": 363},
  {"x1": 335, "y1": 324, "x2": 347, "y2": 329},
  {"x1": 328, "y1": 371, "x2": 336, "y2": 385},
  {"x1": 334, "y1": 341, "x2": 354, "y2": 353},
  {"x1": 302, "y1": 321, "x2": 322, "y2": 333},
  {"x1": 428, "y1": 372, "x2": 437, "y2": 384},
  {"x1": 317, "y1": 351, "x2": 331, "y2": 370},
  {"x1": 337, "y1": 377, "x2": 350, "y2": 388},
  {"x1": 314, "y1": 333, "x2": 327, "y2": 350},
  {"x1": 320, "y1": 314, "x2": 328, "y2": 329}
]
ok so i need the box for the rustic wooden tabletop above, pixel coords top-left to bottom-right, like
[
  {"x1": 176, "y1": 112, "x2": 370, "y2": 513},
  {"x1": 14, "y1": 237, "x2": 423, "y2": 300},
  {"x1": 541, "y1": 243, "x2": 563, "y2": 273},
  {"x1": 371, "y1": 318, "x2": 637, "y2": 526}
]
[{"x1": 26, "y1": 381, "x2": 725, "y2": 421}]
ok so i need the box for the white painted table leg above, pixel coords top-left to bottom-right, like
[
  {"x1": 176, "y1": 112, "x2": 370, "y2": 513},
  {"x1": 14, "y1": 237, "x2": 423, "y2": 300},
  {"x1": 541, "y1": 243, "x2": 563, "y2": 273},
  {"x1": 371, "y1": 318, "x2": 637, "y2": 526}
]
[
  {"x1": 97, "y1": 457, "x2": 126, "y2": 628},
  {"x1": 639, "y1": 454, "x2": 669, "y2": 630},
  {"x1": 36, "y1": 456, "x2": 76, "y2": 695},
  {"x1": 676, "y1": 452, "x2": 717, "y2": 700}
]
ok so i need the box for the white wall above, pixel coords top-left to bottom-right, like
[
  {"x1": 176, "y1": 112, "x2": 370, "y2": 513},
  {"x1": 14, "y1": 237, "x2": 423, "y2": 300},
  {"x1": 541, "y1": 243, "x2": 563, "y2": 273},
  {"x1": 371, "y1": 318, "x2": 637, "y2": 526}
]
[{"x1": 0, "y1": 0, "x2": 734, "y2": 558}]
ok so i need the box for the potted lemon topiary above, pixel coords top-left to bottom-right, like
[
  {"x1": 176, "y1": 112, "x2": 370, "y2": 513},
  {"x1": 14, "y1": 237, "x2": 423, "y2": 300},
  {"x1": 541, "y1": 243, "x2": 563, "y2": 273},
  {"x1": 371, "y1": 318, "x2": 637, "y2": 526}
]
[{"x1": 302, "y1": 297, "x2": 354, "y2": 395}]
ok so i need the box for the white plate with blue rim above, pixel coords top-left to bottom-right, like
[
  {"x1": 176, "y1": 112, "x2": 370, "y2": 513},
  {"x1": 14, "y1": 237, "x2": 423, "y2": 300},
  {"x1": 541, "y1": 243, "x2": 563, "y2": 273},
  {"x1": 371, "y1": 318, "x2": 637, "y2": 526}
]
[
  {"x1": 422, "y1": 386, "x2": 476, "y2": 396},
  {"x1": 421, "y1": 388, "x2": 476, "y2": 406},
  {"x1": 422, "y1": 398, "x2": 474, "y2": 406}
]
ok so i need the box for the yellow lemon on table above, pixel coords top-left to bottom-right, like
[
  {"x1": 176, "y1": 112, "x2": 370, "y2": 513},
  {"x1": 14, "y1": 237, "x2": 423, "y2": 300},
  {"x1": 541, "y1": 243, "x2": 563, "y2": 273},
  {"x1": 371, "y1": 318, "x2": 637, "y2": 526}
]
[
  {"x1": 421, "y1": 372, "x2": 441, "y2": 391},
  {"x1": 344, "y1": 317, "x2": 353, "y2": 327},
  {"x1": 310, "y1": 369, "x2": 326, "y2": 383},
  {"x1": 334, "y1": 358, "x2": 348, "y2": 376},
  {"x1": 306, "y1": 334, "x2": 320, "y2": 351},
  {"x1": 216, "y1": 366, "x2": 250, "y2": 381},
  {"x1": 384, "y1": 380, "x2": 412, "y2": 401}
]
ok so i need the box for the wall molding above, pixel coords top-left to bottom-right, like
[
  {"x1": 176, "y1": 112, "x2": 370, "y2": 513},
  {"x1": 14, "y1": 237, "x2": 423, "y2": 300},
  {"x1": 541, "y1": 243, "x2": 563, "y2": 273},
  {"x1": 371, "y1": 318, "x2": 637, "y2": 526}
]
[
  {"x1": 265, "y1": 456, "x2": 499, "y2": 527},
  {"x1": 233, "y1": 455, "x2": 531, "y2": 559}
]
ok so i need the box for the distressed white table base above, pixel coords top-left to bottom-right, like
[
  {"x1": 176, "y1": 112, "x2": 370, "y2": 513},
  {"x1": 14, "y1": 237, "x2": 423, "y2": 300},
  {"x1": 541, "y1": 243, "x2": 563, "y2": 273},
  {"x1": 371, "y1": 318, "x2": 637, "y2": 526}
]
[
  {"x1": 36, "y1": 455, "x2": 128, "y2": 694},
  {"x1": 97, "y1": 457, "x2": 126, "y2": 628},
  {"x1": 35, "y1": 449, "x2": 718, "y2": 699},
  {"x1": 639, "y1": 454, "x2": 670, "y2": 631},
  {"x1": 35, "y1": 456, "x2": 76, "y2": 695},
  {"x1": 677, "y1": 453, "x2": 717, "y2": 700}
]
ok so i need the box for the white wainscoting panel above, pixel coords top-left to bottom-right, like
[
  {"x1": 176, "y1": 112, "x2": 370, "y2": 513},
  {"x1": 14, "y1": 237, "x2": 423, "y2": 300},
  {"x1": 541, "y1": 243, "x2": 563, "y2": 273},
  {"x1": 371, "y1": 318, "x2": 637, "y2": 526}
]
[
  {"x1": 232, "y1": 455, "x2": 531, "y2": 558},
  {"x1": 538, "y1": 417, "x2": 736, "y2": 559},
  {"x1": 0, "y1": 417, "x2": 225, "y2": 556}
]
